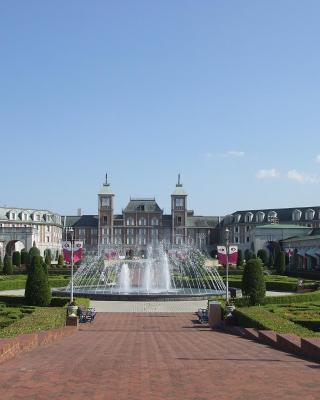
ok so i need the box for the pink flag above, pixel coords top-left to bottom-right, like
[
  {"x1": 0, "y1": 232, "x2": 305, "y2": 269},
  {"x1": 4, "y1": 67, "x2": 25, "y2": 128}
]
[
  {"x1": 217, "y1": 246, "x2": 227, "y2": 265},
  {"x1": 228, "y1": 246, "x2": 238, "y2": 265},
  {"x1": 62, "y1": 241, "x2": 83, "y2": 263}
]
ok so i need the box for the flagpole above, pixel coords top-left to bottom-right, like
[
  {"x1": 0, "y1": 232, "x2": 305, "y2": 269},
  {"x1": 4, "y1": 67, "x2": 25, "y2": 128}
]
[{"x1": 225, "y1": 228, "x2": 229, "y2": 302}]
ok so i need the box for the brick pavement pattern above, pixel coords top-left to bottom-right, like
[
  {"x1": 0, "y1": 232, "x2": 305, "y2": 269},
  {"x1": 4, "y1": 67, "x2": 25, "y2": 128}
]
[{"x1": 0, "y1": 313, "x2": 319, "y2": 400}]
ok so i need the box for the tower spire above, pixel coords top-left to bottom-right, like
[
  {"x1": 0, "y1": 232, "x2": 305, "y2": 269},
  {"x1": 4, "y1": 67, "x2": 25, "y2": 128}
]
[
  {"x1": 177, "y1": 173, "x2": 182, "y2": 187},
  {"x1": 104, "y1": 173, "x2": 109, "y2": 186}
]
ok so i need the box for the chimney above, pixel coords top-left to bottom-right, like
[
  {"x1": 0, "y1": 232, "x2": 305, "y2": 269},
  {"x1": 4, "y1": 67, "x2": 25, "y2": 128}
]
[{"x1": 77, "y1": 208, "x2": 83, "y2": 216}]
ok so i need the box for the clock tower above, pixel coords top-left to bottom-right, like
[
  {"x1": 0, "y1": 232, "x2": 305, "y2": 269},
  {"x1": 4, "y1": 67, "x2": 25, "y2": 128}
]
[{"x1": 98, "y1": 173, "x2": 114, "y2": 248}]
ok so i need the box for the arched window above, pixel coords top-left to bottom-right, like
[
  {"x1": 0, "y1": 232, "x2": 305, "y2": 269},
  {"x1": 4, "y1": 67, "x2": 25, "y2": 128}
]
[
  {"x1": 234, "y1": 214, "x2": 241, "y2": 223},
  {"x1": 256, "y1": 211, "x2": 265, "y2": 223},
  {"x1": 151, "y1": 217, "x2": 159, "y2": 226},
  {"x1": 292, "y1": 209, "x2": 302, "y2": 222},
  {"x1": 126, "y1": 217, "x2": 134, "y2": 226},
  {"x1": 305, "y1": 209, "x2": 315, "y2": 221},
  {"x1": 138, "y1": 218, "x2": 147, "y2": 226},
  {"x1": 268, "y1": 211, "x2": 278, "y2": 223},
  {"x1": 245, "y1": 212, "x2": 253, "y2": 223}
]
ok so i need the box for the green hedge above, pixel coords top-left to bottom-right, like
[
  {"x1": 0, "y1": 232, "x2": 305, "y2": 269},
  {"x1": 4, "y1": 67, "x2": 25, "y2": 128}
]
[
  {"x1": 0, "y1": 295, "x2": 90, "y2": 308},
  {"x1": 234, "y1": 290, "x2": 320, "y2": 307},
  {"x1": 233, "y1": 306, "x2": 317, "y2": 337}
]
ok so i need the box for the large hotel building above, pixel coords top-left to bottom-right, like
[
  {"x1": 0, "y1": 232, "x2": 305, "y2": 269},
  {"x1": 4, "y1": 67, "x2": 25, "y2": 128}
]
[{"x1": 63, "y1": 175, "x2": 221, "y2": 253}]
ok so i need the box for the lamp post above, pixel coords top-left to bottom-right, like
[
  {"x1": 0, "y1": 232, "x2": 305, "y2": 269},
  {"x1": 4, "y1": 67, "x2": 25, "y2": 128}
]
[
  {"x1": 67, "y1": 227, "x2": 75, "y2": 303},
  {"x1": 225, "y1": 228, "x2": 230, "y2": 302}
]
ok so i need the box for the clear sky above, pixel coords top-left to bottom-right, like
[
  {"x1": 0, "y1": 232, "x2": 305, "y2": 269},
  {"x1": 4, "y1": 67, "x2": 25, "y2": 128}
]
[{"x1": 1, "y1": 1, "x2": 320, "y2": 216}]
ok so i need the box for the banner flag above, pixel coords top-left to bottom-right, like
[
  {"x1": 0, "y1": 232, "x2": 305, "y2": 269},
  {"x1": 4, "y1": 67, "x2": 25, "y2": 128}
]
[
  {"x1": 62, "y1": 241, "x2": 83, "y2": 263},
  {"x1": 228, "y1": 245, "x2": 238, "y2": 265},
  {"x1": 217, "y1": 246, "x2": 227, "y2": 265},
  {"x1": 217, "y1": 245, "x2": 238, "y2": 265}
]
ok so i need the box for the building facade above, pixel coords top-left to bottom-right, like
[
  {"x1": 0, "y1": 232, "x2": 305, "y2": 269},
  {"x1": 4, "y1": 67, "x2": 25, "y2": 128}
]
[
  {"x1": 0, "y1": 206, "x2": 63, "y2": 257},
  {"x1": 221, "y1": 207, "x2": 320, "y2": 252},
  {"x1": 63, "y1": 175, "x2": 221, "y2": 253}
]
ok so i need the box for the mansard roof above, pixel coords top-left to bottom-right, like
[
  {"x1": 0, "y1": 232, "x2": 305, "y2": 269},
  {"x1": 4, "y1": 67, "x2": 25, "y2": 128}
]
[
  {"x1": 186, "y1": 215, "x2": 220, "y2": 228},
  {"x1": 123, "y1": 198, "x2": 162, "y2": 213},
  {"x1": 230, "y1": 206, "x2": 320, "y2": 223},
  {"x1": 63, "y1": 215, "x2": 98, "y2": 227}
]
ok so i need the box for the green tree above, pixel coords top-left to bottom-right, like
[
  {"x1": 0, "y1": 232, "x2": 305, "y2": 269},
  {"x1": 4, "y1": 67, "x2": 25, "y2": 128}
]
[
  {"x1": 237, "y1": 249, "x2": 244, "y2": 267},
  {"x1": 44, "y1": 249, "x2": 52, "y2": 268},
  {"x1": 21, "y1": 249, "x2": 28, "y2": 265},
  {"x1": 244, "y1": 249, "x2": 253, "y2": 261},
  {"x1": 12, "y1": 251, "x2": 21, "y2": 268},
  {"x1": 57, "y1": 254, "x2": 64, "y2": 267},
  {"x1": 275, "y1": 251, "x2": 286, "y2": 275},
  {"x1": 268, "y1": 252, "x2": 274, "y2": 268},
  {"x1": 28, "y1": 245, "x2": 40, "y2": 267},
  {"x1": 25, "y1": 255, "x2": 51, "y2": 306},
  {"x1": 242, "y1": 258, "x2": 266, "y2": 306},
  {"x1": 3, "y1": 255, "x2": 13, "y2": 275},
  {"x1": 257, "y1": 249, "x2": 268, "y2": 265},
  {"x1": 0, "y1": 255, "x2": 3, "y2": 272}
]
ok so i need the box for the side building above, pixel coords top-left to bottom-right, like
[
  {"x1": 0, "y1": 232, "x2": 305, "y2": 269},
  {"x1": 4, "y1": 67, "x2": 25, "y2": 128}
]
[
  {"x1": 221, "y1": 206, "x2": 320, "y2": 252},
  {"x1": 0, "y1": 206, "x2": 62, "y2": 257},
  {"x1": 63, "y1": 175, "x2": 221, "y2": 254}
]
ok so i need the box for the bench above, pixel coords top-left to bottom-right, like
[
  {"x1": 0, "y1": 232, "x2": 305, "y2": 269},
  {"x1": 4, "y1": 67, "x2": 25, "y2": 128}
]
[
  {"x1": 196, "y1": 308, "x2": 208, "y2": 324},
  {"x1": 78, "y1": 307, "x2": 96, "y2": 324}
]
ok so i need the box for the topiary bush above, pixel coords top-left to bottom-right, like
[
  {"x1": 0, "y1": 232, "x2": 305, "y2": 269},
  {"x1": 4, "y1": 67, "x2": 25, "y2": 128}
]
[
  {"x1": 21, "y1": 249, "x2": 28, "y2": 265},
  {"x1": 0, "y1": 255, "x2": 3, "y2": 272},
  {"x1": 12, "y1": 251, "x2": 21, "y2": 268},
  {"x1": 257, "y1": 249, "x2": 268, "y2": 265},
  {"x1": 25, "y1": 255, "x2": 52, "y2": 306},
  {"x1": 237, "y1": 249, "x2": 244, "y2": 267},
  {"x1": 3, "y1": 255, "x2": 13, "y2": 275},
  {"x1": 242, "y1": 258, "x2": 266, "y2": 306},
  {"x1": 57, "y1": 254, "x2": 64, "y2": 267},
  {"x1": 275, "y1": 251, "x2": 286, "y2": 275},
  {"x1": 28, "y1": 245, "x2": 40, "y2": 268}
]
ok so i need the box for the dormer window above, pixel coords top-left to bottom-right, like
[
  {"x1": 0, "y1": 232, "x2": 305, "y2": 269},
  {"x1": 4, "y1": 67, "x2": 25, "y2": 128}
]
[
  {"x1": 292, "y1": 209, "x2": 302, "y2": 222},
  {"x1": 22, "y1": 213, "x2": 28, "y2": 221},
  {"x1": 305, "y1": 209, "x2": 315, "y2": 221},
  {"x1": 234, "y1": 214, "x2": 241, "y2": 223},
  {"x1": 151, "y1": 217, "x2": 159, "y2": 226},
  {"x1": 245, "y1": 212, "x2": 253, "y2": 223},
  {"x1": 268, "y1": 211, "x2": 278, "y2": 223},
  {"x1": 10, "y1": 212, "x2": 16, "y2": 220},
  {"x1": 256, "y1": 211, "x2": 265, "y2": 223}
]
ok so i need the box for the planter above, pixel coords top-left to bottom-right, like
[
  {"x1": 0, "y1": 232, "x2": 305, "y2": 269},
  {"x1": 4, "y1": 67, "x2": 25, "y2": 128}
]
[
  {"x1": 225, "y1": 305, "x2": 235, "y2": 317},
  {"x1": 67, "y1": 305, "x2": 78, "y2": 317}
]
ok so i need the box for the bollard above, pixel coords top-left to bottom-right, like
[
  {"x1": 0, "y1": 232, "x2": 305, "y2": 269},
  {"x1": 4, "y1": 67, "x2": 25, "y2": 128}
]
[{"x1": 208, "y1": 301, "x2": 222, "y2": 329}]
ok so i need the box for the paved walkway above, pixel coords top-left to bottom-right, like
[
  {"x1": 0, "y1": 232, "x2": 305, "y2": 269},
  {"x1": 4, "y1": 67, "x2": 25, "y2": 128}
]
[{"x1": 0, "y1": 313, "x2": 319, "y2": 400}]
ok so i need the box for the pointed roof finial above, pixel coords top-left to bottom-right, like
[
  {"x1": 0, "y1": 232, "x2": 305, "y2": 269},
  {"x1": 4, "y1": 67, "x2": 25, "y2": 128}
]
[
  {"x1": 104, "y1": 173, "x2": 109, "y2": 186},
  {"x1": 177, "y1": 173, "x2": 182, "y2": 187}
]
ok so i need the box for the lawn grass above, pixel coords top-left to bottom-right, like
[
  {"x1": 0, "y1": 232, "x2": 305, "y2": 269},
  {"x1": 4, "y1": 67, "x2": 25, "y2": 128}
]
[
  {"x1": 0, "y1": 274, "x2": 70, "y2": 291},
  {"x1": 0, "y1": 307, "x2": 66, "y2": 338}
]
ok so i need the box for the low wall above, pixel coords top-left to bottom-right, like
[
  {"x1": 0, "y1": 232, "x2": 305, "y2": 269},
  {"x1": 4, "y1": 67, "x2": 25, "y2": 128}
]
[{"x1": 0, "y1": 326, "x2": 78, "y2": 365}]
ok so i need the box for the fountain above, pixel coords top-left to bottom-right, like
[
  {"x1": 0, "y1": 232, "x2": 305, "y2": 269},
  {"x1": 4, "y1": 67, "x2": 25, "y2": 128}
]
[{"x1": 53, "y1": 243, "x2": 226, "y2": 301}]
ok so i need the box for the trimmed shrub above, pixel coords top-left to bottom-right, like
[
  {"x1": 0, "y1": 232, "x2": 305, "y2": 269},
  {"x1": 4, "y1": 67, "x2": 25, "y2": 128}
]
[
  {"x1": 44, "y1": 249, "x2": 52, "y2": 267},
  {"x1": 25, "y1": 255, "x2": 52, "y2": 306},
  {"x1": 57, "y1": 254, "x2": 64, "y2": 267},
  {"x1": 21, "y1": 250, "x2": 28, "y2": 265},
  {"x1": 275, "y1": 251, "x2": 286, "y2": 275},
  {"x1": 12, "y1": 251, "x2": 21, "y2": 268},
  {"x1": 28, "y1": 246, "x2": 40, "y2": 267},
  {"x1": 244, "y1": 249, "x2": 253, "y2": 261},
  {"x1": 3, "y1": 255, "x2": 13, "y2": 275},
  {"x1": 237, "y1": 249, "x2": 244, "y2": 267},
  {"x1": 233, "y1": 307, "x2": 314, "y2": 337},
  {"x1": 268, "y1": 252, "x2": 274, "y2": 268},
  {"x1": 257, "y1": 249, "x2": 268, "y2": 265},
  {"x1": 0, "y1": 256, "x2": 3, "y2": 272},
  {"x1": 242, "y1": 258, "x2": 266, "y2": 306}
]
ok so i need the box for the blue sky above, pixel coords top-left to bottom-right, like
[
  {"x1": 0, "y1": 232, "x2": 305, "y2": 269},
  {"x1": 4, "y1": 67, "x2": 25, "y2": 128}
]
[{"x1": 1, "y1": 1, "x2": 320, "y2": 216}]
